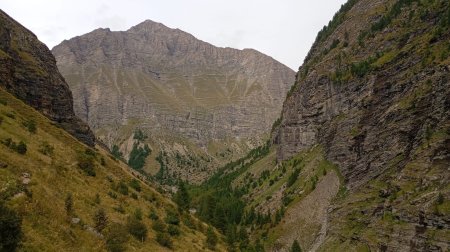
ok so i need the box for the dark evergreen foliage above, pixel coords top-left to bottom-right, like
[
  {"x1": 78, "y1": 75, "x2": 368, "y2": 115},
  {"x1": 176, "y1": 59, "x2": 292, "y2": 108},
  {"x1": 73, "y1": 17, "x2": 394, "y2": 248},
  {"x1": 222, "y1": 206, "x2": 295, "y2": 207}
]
[
  {"x1": 0, "y1": 202, "x2": 22, "y2": 251},
  {"x1": 291, "y1": 239, "x2": 302, "y2": 252},
  {"x1": 111, "y1": 145, "x2": 123, "y2": 160},
  {"x1": 128, "y1": 143, "x2": 151, "y2": 170},
  {"x1": 173, "y1": 182, "x2": 190, "y2": 210}
]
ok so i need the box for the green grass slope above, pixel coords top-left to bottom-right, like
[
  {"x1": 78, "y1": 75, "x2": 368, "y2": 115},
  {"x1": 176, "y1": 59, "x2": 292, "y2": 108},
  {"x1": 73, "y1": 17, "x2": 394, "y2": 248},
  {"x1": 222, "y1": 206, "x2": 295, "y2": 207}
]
[{"x1": 0, "y1": 88, "x2": 225, "y2": 251}]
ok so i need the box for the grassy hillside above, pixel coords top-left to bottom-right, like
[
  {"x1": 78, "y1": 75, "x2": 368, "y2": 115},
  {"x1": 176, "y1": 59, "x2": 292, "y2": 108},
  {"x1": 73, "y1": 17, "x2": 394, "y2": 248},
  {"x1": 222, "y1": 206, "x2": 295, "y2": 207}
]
[{"x1": 0, "y1": 87, "x2": 225, "y2": 251}]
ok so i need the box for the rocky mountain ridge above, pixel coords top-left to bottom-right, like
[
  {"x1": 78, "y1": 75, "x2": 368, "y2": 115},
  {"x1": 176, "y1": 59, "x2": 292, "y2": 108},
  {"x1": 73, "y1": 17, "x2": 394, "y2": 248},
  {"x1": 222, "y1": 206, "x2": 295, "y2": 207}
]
[
  {"x1": 52, "y1": 20, "x2": 295, "y2": 182},
  {"x1": 0, "y1": 9, "x2": 95, "y2": 146},
  {"x1": 273, "y1": 0, "x2": 449, "y2": 250}
]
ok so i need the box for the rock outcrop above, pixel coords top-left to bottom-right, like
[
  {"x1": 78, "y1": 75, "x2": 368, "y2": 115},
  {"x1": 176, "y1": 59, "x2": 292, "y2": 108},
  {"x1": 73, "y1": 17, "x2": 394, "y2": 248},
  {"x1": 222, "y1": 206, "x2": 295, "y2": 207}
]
[
  {"x1": 0, "y1": 9, "x2": 94, "y2": 146},
  {"x1": 52, "y1": 20, "x2": 295, "y2": 146},
  {"x1": 275, "y1": 0, "x2": 449, "y2": 250},
  {"x1": 277, "y1": 0, "x2": 449, "y2": 189}
]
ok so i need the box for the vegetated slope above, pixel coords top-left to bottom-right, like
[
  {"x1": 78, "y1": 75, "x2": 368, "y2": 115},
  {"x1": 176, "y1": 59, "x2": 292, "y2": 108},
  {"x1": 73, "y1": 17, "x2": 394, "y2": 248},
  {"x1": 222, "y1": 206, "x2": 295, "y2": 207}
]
[
  {"x1": 0, "y1": 10, "x2": 224, "y2": 251},
  {"x1": 188, "y1": 141, "x2": 343, "y2": 252},
  {"x1": 274, "y1": 0, "x2": 450, "y2": 250},
  {"x1": 0, "y1": 9, "x2": 94, "y2": 146},
  {"x1": 0, "y1": 88, "x2": 225, "y2": 251},
  {"x1": 51, "y1": 20, "x2": 295, "y2": 183}
]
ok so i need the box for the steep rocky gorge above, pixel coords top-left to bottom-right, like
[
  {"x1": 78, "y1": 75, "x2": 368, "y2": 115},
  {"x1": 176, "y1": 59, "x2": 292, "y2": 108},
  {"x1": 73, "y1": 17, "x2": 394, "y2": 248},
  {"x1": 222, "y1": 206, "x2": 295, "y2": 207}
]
[
  {"x1": 275, "y1": 0, "x2": 449, "y2": 250},
  {"x1": 0, "y1": 9, "x2": 95, "y2": 146},
  {"x1": 52, "y1": 20, "x2": 294, "y2": 182}
]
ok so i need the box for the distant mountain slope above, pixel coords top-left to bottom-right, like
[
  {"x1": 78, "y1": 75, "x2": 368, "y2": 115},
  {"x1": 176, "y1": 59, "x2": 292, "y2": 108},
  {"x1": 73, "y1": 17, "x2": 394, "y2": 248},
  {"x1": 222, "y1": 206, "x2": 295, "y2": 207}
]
[
  {"x1": 0, "y1": 9, "x2": 94, "y2": 146},
  {"x1": 52, "y1": 20, "x2": 295, "y2": 182}
]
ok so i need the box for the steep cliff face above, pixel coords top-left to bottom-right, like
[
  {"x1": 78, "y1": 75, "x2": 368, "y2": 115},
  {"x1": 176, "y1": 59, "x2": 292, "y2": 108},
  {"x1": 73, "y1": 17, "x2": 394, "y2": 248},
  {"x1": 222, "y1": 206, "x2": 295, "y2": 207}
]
[
  {"x1": 0, "y1": 9, "x2": 94, "y2": 146},
  {"x1": 52, "y1": 21, "x2": 294, "y2": 144},
  {"x1": 276, "y1": 0, "x2": 449, "y2": 250},
  {"x1": 51, "y1": 20, "x2": 294, "y2": 182}
]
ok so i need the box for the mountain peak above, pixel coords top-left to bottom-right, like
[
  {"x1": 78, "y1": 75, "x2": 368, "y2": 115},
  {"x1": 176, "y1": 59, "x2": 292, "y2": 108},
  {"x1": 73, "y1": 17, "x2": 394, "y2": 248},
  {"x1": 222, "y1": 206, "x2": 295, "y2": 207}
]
[{"x1": 128, "y1": 19, "x2": 170, "y2": 33}]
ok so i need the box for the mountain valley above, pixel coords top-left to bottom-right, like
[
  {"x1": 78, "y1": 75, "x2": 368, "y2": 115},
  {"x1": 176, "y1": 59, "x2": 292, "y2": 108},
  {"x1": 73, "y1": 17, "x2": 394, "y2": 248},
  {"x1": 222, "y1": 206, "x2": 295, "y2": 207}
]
[{"x1": 0, "y1": 0, "x2": 449, "y2": 251}]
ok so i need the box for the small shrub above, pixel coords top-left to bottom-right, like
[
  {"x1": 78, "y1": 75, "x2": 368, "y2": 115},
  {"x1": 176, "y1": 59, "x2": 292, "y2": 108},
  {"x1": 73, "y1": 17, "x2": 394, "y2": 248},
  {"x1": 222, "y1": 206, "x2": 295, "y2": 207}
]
[
  {"x1": 133, "y1": 208, "x2": 143, "y2": 220},
  {"x1": 183, "y1": 215, "x2": 196, "y2": 230},
  {"x1": 437, "y1": 193, "x2": 444, "y2": 205},
  {"x1": 291, "y1": 239, "x2": 302, "y2": 252},
  {"x1": 16, "y1": 141, "x2": 27, "y2": 155},
  {"x1": 164, "y1": 209, "x2": 180, "y2": 225},
  {"x1": 85, "y1": 148, "x2": 96, "y2": 157},
  {"x1": 105, "y1": 223, "x2": 129, "y2": 252},
  {"x1": 5, "y1": 112, "x2": 15, "y2": 119},
  {"x1": 94, "y1": 208, "x2": 108, "y2": 232},
  {"x1": 23, "y1": 119, "x2": 37, "y2": 134},
  {"x1": 129, "y1": 179, "x2": 141, "y2": 192},
  {"x1": 2, "y1": 138, "x2": 12, "y2": 148},
  {"x1": 287, "y1": 168, "x2": 301, "y2": 187},
  {"x1": 117, "y1": 181, "x2": 128, "y2": 195},
  {"x1": 151, "y1": 219, "x2": 166, "y2": 232},
  {"x1": 206, "y1": 226, "x2": 218, "y2": 249},
  {"x1": 148, "y1": 209, "x2": 159, "y2": 221},
  {"x1": 100, "y1": 157, "x2": 106, "y2": 166},
  {"x1": 108, "y1": 191, "x2": 117, "y2": 199},
  {"x1": 0, "y1": 202, "x2": 22, "y2": 251},
  {"x1": 65, "y1": 193, "x2": 73, "y2": 216},
  {"x1": 311, "y1": 176, "x2": 318, "y2": 190},
  {"x1": 283, "y1": 195, "x2": 293, "y2": 206},
  {"x1": 94, "y1": 193, "x2": 101, "y2": 204},
  {"x1": 77, "y1": 152, "x2": 96, "y2": 176},
  {"x1": 156, "y1": 232, "x2": 172, "y2": 248},
  {"x1": 113, "y1": 204, "x2": 125, "y2": 214},
  {"x1": 167, "y1": 224, "x2": 180, "y2": 236},
  {"x1": 131, "y1": 192, "x2": 138, "y2": 200},
  {"x1": 330, "y1": 39, "x2": 340, "y2": 50},
  {"x1": 38, "y1": 141, "x2": 54, "y2": 156},
  {"x1": 127, "y1": 218, "x2": 148, "y2": 242}
]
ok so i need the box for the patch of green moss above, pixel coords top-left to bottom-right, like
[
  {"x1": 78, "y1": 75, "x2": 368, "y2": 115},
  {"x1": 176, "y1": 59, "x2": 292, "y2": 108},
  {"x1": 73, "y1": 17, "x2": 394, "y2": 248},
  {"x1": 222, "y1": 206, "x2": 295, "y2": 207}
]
[{"x1": 372, "y1": 50, "x2": 398, "y2": 68}]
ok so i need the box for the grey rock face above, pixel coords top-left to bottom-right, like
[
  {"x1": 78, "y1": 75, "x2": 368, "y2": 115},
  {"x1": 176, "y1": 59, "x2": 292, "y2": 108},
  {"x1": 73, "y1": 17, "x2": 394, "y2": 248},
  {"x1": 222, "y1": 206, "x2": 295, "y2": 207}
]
[
  {"x1": 52, "y1": 20, "x2": 295, "y2": 146},
  {"x1": 0, "y1": 10, "x2": 95, "y2": 146},
  {"x1": 275, "y1": 0, "x2": 449, "y2": 250},
  {"x1": 276, "y1": 0, "x2": 449, "y2": 189}
]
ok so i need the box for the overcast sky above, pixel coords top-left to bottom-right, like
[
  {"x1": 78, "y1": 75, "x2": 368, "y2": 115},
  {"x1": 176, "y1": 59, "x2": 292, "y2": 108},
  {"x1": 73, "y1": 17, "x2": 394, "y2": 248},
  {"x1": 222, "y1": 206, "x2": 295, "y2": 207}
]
[{"x1": 1, "y1": 0, "x2": 347, "y2": 70}]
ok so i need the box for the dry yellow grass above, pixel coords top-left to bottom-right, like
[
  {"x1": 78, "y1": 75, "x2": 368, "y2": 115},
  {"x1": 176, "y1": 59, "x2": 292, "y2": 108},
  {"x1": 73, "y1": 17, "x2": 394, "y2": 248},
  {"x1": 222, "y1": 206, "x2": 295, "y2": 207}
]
[{"x1": 0, "y1": 88, "x2": 225, "y2": 251}]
